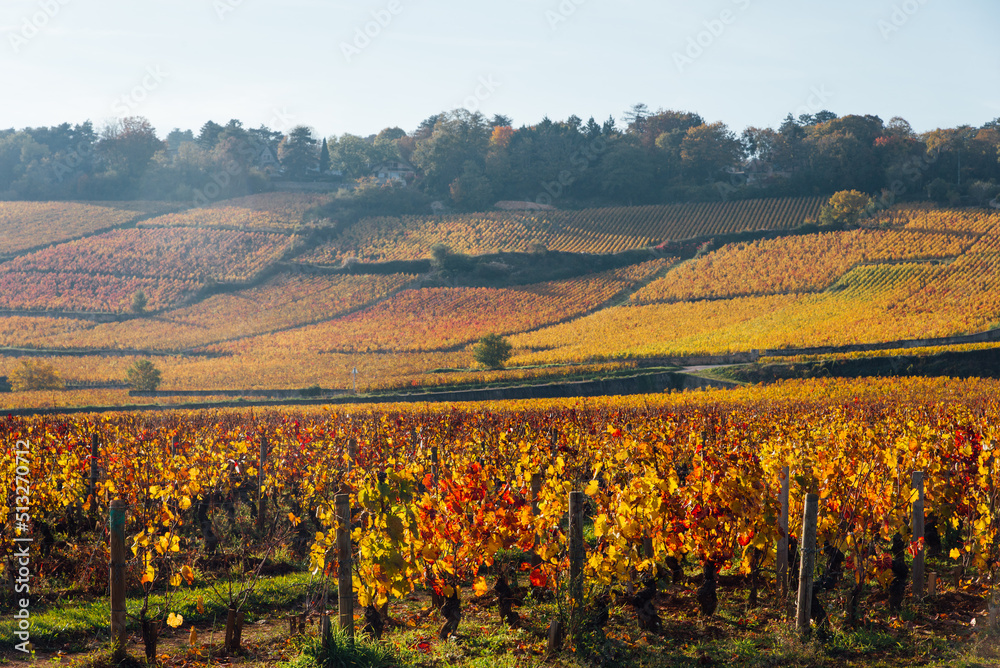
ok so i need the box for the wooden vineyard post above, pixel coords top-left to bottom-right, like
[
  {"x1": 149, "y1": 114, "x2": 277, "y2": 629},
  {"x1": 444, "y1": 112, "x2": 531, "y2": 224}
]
[
  {"x1": 347, "y1": 439, "x2": 357, "y2": 473},
  {"x1": 530, "y1": 472, "x2": 544, "y2": 564},
  {"x1": 530, "y1": 473, "x2": 543, "y2": 515},
  {"x1": 224, "y1": 608, "x2": 245, "y2": 654},
  {"x1": 912, "y1": 471, "x2": 925, "y2": 600},
  {"x1": 777, "y1": 466, "x2": 790, "y2": 596},
  {"x1": 88, "y1": 433, "x2": 100, "y2": 501},
  {"x1": 431, "y1": 447, "x2": 439, "y2": 488},
  {"x1": 568, "y1": 491, "x2": 585, "y2": 624},
  {"x1": 927, "y1": 572, "x2": 937, "y2": 597},
  {"x1": 336, "y1": 494, "x2": 354, "y2": 638},
  {"x1": 257, "y1": 436, "x2": 268, "y2": 535},
  {"x1": 109, "y1": 500, "x2": 127, "y2": 662},
  {"x1": 796, "y1": 493, "x2": 819, "y2": 636},
  {"x1": 320, "y1": 558, "x2": 332, "y2": 653},
  {"x1": 170, "y1": 434, "x2": 178, "y2": 457}
]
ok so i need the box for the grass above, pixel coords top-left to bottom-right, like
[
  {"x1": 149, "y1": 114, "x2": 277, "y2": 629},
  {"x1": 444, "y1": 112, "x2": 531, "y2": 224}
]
[
  {"x1": 0, "y1": 572, "x2": 316, "y2": 650},
  {"x1": 4, "y1": 566, "x2": 1000, "y2": 668}
]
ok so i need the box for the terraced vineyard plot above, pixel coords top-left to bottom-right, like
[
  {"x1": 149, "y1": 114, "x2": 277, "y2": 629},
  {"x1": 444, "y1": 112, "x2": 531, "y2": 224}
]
[
  {"x1": 207, "y1": 261, "x2": 667, "y2": 356},
  {"x1": 139, "y1": 192, "x2": 331, "y2": 232},
  {"x1": 0, "y1": 315, "x2": 96, "y2": 348},
  {"x1": 0, "y1": 271, "x2": 203, "y2": 313},
  {"x1": 298, "y1": 214, "x2": 654, "y2": 264},
  {"x1": 1, "y1": 227, "x2": 294, "y2": 283},
  {"x1": 555, "y1": 196, "x2": 826, "y2": 237},
  {"x1": 298, "y1": 196, "x2": 825, "y2": 263},
  {"x1": 515, "y1": 258, "x2": 1000, "y2": 363},
  {"x1": 0, "y1": 200, "x2": 173, "y2": 256},
  {"x1": 631, "y1": 228, "x2": 973, "y2": 303},
  {"x1": 42, "y1": 272, "x2": 417, "y2": 351},
  {"x1": 897, "y1": 207, "x2": 1000, "y2": 234}
]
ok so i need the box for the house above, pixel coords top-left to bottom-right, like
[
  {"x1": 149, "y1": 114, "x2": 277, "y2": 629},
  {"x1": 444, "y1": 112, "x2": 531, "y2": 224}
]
[{"x1": 371, "y1": 160, "x2": 416, "y2": 185}]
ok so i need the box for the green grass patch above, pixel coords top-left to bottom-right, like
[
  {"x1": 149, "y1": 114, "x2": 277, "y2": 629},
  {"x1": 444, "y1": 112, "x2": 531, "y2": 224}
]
[{"x1": 0, "y1": 571, "x2": 317, "y2": 648}]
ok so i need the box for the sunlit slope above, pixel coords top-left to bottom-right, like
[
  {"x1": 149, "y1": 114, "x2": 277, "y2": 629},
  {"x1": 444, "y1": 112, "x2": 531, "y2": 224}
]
[
  {"x1": 0, "y1": 200, "x2": 174, "y2": 257},
  {"x1": 298, "y1": 197, "x2": 825, "y2": 264}
]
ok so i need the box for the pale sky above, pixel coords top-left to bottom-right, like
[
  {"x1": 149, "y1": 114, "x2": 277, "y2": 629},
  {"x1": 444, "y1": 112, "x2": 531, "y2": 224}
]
[{"x1": 2, "y1": 0, "x2": 998, "y2": 139}]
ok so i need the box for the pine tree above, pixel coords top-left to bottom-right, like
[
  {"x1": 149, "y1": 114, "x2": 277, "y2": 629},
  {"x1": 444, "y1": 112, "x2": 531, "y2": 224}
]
[{"x1": 319, "y1": 138, "x2": 331, "y2": 174}]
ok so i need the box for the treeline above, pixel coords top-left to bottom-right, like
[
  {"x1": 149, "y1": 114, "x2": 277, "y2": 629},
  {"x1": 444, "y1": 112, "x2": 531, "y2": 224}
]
[{"x1": 1, "y1": 106, "x2": 999, "y2": 211}]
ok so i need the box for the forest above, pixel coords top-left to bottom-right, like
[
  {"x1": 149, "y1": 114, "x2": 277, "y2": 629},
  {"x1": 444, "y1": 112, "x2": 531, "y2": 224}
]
[{"x1": 2, "y1": 106, "x2": 998, "y2": 214}]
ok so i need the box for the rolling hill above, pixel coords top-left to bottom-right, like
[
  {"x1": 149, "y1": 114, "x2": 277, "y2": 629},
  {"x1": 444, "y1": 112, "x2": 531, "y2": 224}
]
[{"x1": 0, "y1": 193, "x2": 998, "y2": 407}]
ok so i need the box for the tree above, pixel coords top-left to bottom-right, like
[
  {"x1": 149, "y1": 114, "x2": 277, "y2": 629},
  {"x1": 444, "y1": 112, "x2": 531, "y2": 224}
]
[
  {"x1": 95, "y1": 116, "x2": 165, "y2": 183},
  {"x1": 430, "y1": 242, "x2": 471, "y2": 274},
  {"x1": 449, "y1": 161, "x2": 494, "y2": 210},
  {"x1": 331, "y1": 134, "x2": 378, "y2": 179},
  {"x1": 816, "y1": 190, "x2": 875, "y2": 227},
  {"x1": 278, "y1": 126, "x2": 319, "y2": 179},
  {"x1": 318, "y1": 138, "x2": 331, "y2": 173},
  {"x1": 10, "y1": 360, "x2": 64, "y2": 391},
  {"x1": 680, "y1": 122, "x2": 744, "y2": 181},
  {"x1": 473, "y1": 334, "x2": 513, "y2": 370},
  {"x1": 197, "y1": 121, "x2": 224, "y2": 149},
  {"x1": 132, "y1": 290, "x2": 148, "y2": 314},
  {"x1": 127, "y1": 360, "x2": 162, "y2": 391},
  {"x1": 411, "y1": 110, "x2": 491, "y2": 197},
  {"x1": 623, "y1": 103, "x2": 651, "y2": 135}
]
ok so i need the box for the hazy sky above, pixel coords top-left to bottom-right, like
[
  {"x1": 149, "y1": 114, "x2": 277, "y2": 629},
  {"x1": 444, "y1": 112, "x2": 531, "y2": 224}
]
[{"x1": 2, "y1": 0, "x2": 998, "y2": 139}]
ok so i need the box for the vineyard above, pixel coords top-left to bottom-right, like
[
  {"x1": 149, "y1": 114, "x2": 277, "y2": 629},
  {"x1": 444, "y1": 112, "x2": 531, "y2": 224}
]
[
  {"x1": 2, "y1": 377, "x2": 999, "y2": 665},
  {"x1": 37, "y1": 273, "x2": 417, "y2": 352},
  {"x1": 139, "y1": 193, "x2": 333, "y2": 233},
  {"x1": 200, "y1": 261, "x2": 668, "y2": 359},
  {"x1": 0, "y1": 200, "x2": 999, "y2": 403},
  {"x1": 298, "y1": 197, "x2": 825, "y2": 264},
  {"x1": 630, "y1": 228, "x2": 975, "y2": 304},
  {"x1": 0, "y1": 271, "x2": 204, "y2": 314},
  {"x1": 1, "y1": 227, "x2": 296, "y2": 283},
  {"x1": 0, "y1": 201, "x2": 173, "y2": 257},
  {"x1": 512, "y1": 256, "x2": 1000, "y2": 364}
]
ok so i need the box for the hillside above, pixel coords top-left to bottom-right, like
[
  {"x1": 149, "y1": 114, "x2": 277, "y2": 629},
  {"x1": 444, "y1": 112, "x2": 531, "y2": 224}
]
[{"x1": 0, "y1": 194, "x2": 998, "y2": 407}]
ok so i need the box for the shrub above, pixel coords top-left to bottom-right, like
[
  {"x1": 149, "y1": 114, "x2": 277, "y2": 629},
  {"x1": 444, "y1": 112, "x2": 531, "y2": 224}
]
[
  {"x1": 817, "y1": 190, "x2": 875, "y2": 227},
  {"x1": 131, "y1": 290, "x2": 148, "y2": 314},
  {"x1": 10, "y1": 359, "x2": 64, "y2": 391},
  {"x1": 126, "y1": 359, "x2": 162, "y2": 391},
  {"x1": 473, "y1": 333, "x2": 513, "y2": 370}
]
